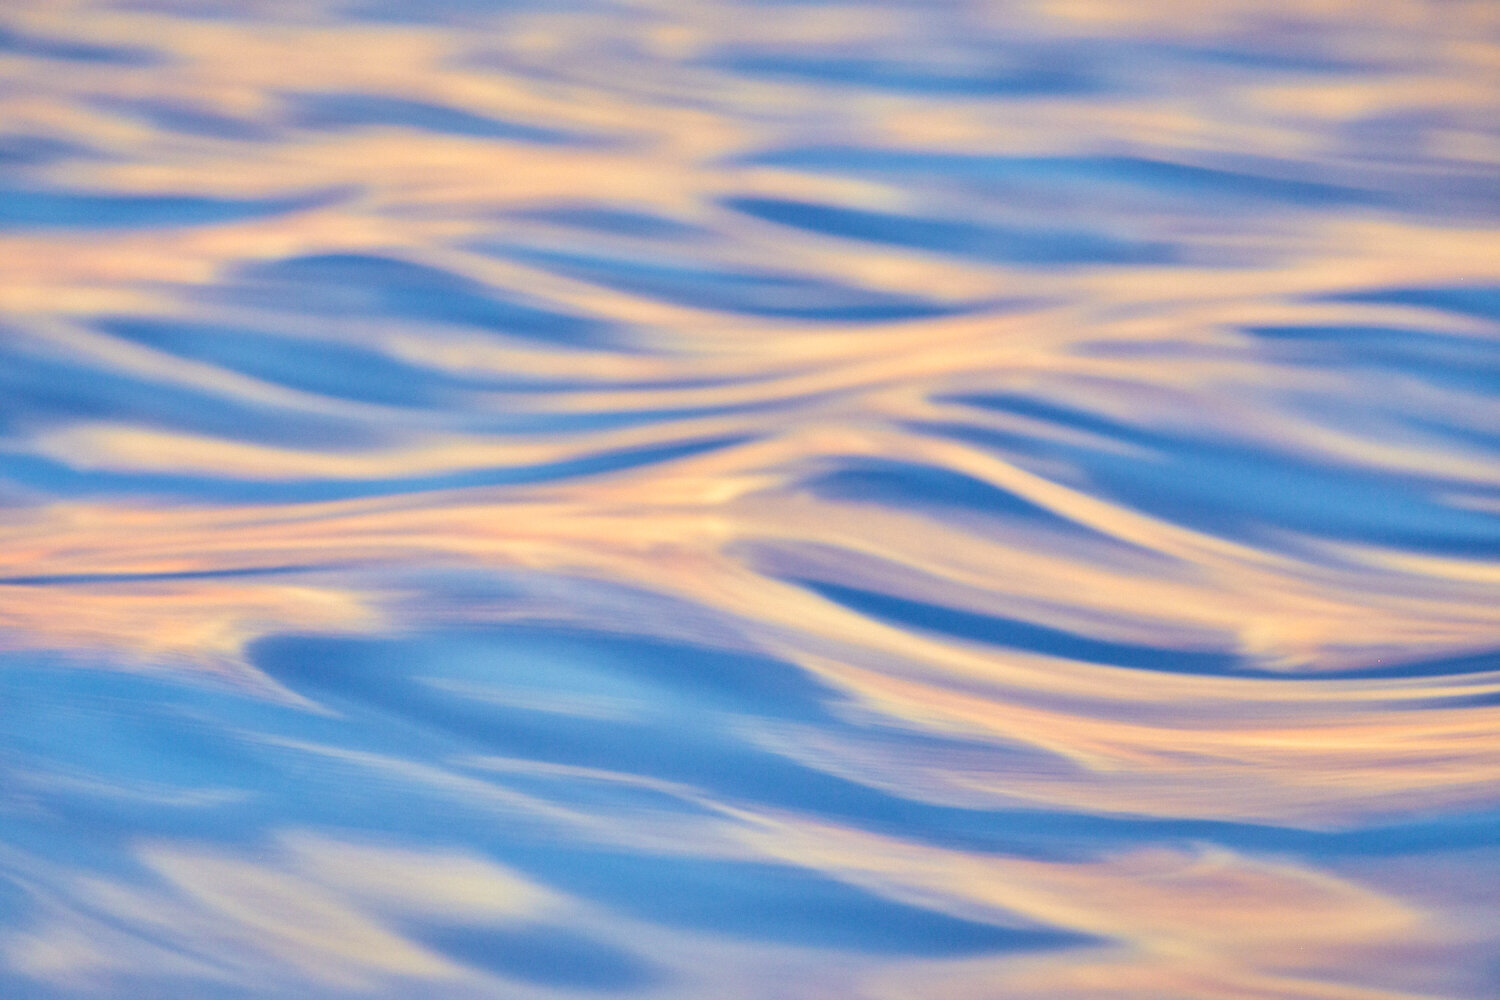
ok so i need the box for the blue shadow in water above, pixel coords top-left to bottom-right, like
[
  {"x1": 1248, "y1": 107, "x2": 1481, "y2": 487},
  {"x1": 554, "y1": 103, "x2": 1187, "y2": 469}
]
[
  {"x1": 491, "y1": 849, "x2": 1092, "y2": 956},
  {"x1": 938, "y1": 392, "x2": 1158, "y2": 445},
  {"x1": 510, "y1": 203, "x2": 709, "y2": 240},
  {"x1": 1135, "y1": 39, "x2": 1367, "y2": 74},
  {"x1": 0, "y1": 187, "x2": 340, "y2": 230},
  {"x1": 1241, "y1": 325, "x2": 1500, "y2": 396},
  {"x1": 737, "y1": 148, "x2": 1376, "y2": 209},
  {"x1": 96, "y1": 316, "x2": 480, "y2": 408},
  {"x1": 1315, "y1": 646, "x2": 1500, "y2": 682},
  {"x1": 242, "y1": 628, "x2": 1107, "y2": 867},
  {"x1": 248, "y1": 630, "x2": 1049, "y2": 853},
  {"x1": 222, "y1": 253, "x2": 615, "y2": 347},
  {"x1": 464, "y1": 397, "x2": 790, "y2": 436},
  {"x1": 0, "y1": 24, "x2": 160, "y2": 64},
  {"x1": 704, "y1": 50, "x2": 1098, "y2": 96},
  {"x1": 0, "y1": 665, "x2": 283, "y2": 817},
  {"x1": 479, "y1": 244, "x2": 969, "y2": 322},
  {"x1": 792, "y1": 577, "x2": 1240, "y2": 675},
  {"x1": 93, "y1": 97, "x2": 275, "y2": 141},
  {"x1": 797, "y1": 457, "x2": 1100, "y2": 539},
  {"x1": 1324, "y1": 285, "x2": 1500, "y2": 323},
  {"x1": 723, "y1": 196, "x2": 1176, "y2": 266},
  {"x1": 0, "y1": 564, "x2": 336, "y2": 587},
  {"x1": 346, "y1": 0, "x2": 566, "y2": 22},
  {"x1": 6, "y1": 634, "x2": 1500, "y2": 971},
  {"x1": 254, "y1": 628, "x2": 843, "y2": 726},
  {"x1": 0, "y1": 973, "x2": 257, "y2": 1000},
  {"x1": 409, "y1": 923, "x2": 661, "y2": 991},
  {"x1": 285, "y1": 92, "x2": 590, "y2": 145},
  {"x1": 243, "y1": 631, "x2": 1099, "y2": 956},
  {"x1": 99, "y1": 315, "x2": 744, "y2": 421},
  {"x1": 0, "y1": 134, "x2": 91, "y2": 167},
  {"x1": 0, "y1": 434, "x2": 749, "y2": 504},
  {"x1": 0, "y1": 342, "x2": 377, "y2": 447},
  {"x1": 923, "y1": 392, "x2": 1500, "y2": 555}
]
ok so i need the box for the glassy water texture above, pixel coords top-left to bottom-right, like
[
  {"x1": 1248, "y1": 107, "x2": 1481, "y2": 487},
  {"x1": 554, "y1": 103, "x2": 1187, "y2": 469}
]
[{"x1": 2, "y1": 0, "x2": 1499, "y2": 997}]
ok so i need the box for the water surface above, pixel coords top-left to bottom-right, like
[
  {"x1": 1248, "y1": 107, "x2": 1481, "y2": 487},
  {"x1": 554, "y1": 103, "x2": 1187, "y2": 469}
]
[{"x1": 2, "y1": 0, "x2": 1499, "y2": 997}]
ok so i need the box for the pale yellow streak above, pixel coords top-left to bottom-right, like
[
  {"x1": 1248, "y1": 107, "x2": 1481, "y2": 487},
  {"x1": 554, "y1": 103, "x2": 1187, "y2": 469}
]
[
  {"x1": 279, "y1": 833, "x2": 559, "y2": 919},
  {"x1": 35, "y1": 421, "x2": 741, "y2": 479},
  {"x1": 0, "y1": 581, "x2": 375, "y2": 680},
  {"x1": 728, "y1": 809, "x2": 1433, "y2": 1000},
  {"x1": 142, "y1": 846, "x2": 459, "y2": 986},
  {"x1": 794, "y1": 656, "x2": 1500, "y2": 823}
]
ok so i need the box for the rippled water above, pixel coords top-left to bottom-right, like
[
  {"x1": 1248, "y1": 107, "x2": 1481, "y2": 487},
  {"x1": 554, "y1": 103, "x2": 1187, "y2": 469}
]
[{"x1": 2, "y1": 0, "x2": 1499, "y2": 996}]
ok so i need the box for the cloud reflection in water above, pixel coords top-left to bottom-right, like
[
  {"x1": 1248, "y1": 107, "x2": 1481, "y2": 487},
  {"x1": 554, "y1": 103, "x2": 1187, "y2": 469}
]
[{"x1": 1, "y1": 0, "x2": 1499, "y2": 997}]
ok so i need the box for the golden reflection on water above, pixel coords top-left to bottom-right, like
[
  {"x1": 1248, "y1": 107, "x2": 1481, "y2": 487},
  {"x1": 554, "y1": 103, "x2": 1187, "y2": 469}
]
[{"x1": 2, "y1": 0, "x2": 1500, "y2": 996}]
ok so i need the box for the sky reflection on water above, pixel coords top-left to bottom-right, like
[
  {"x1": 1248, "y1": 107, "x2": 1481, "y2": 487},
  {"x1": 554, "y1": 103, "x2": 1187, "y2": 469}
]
[{"x1": 1, "y1": 0, "x2": 1499, "y2": 997}]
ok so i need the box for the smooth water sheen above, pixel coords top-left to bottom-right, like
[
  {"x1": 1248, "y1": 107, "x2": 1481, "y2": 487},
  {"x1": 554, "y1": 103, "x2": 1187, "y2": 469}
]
[{"x1": 2, "y1": 0, "x2": 1499, "y2": 997}]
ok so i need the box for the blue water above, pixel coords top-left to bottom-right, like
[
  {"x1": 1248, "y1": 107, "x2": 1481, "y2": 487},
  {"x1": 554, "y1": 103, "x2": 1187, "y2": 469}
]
[{"x1": 1, "y1": 1, "x2": 1499, "y2": 998}]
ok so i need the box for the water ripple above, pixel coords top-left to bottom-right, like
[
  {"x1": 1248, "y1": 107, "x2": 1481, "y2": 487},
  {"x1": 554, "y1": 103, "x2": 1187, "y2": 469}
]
[{"x1": 1, "y1": 0, "x2": 1499, "y2": 997}]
